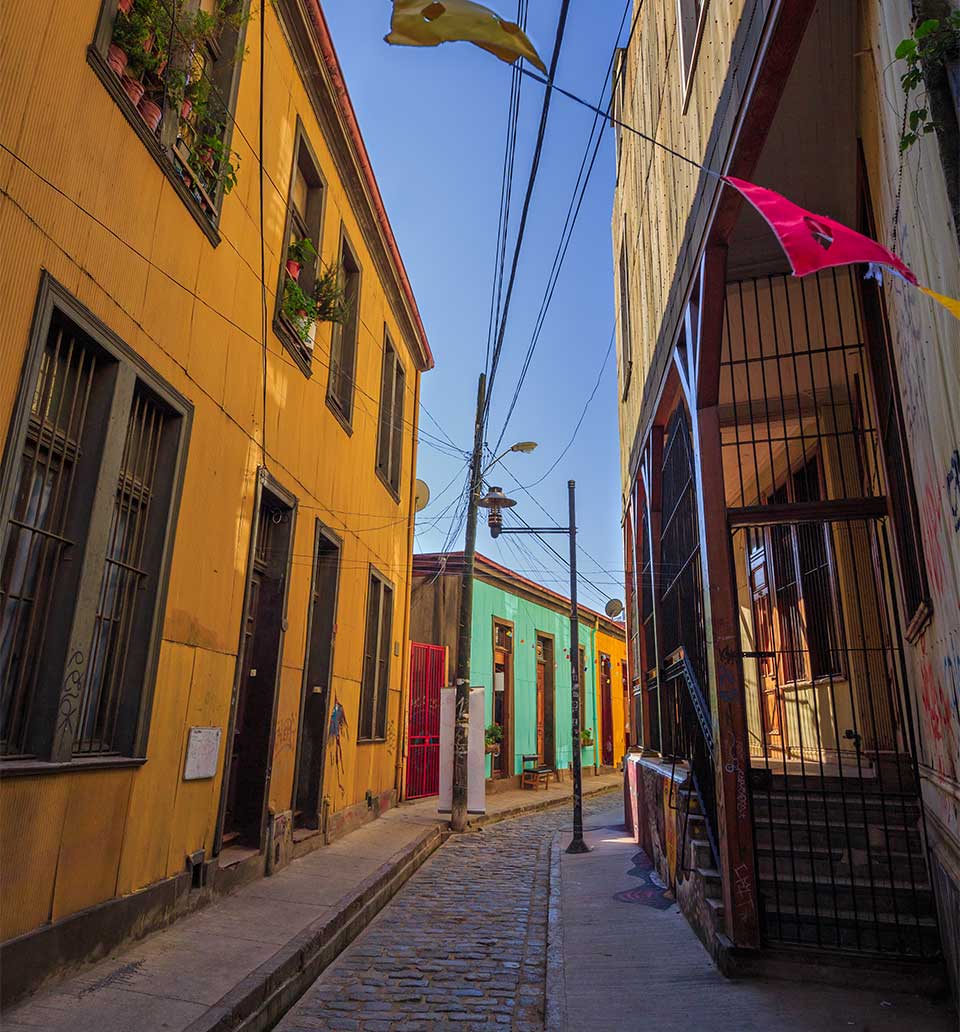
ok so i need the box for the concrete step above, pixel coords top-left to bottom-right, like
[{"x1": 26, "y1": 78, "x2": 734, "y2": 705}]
[
  {"x1": 716, "y1": 935, "x2": 949, "y2": 997},
  {"x1": 695, "y1": 866, "x2": 723, "y2": 899},
  {"x1": 752, "y1": 792, "x2": 921, "y2": 825},
  {"x1": 761, "y1": 905, "x2": 942, "y2": 957},
  {"x1": 757, "y1": 845, "x2": 930, "y2": 884},
  {"x1": 754, "y1": 816, "x2": 922, "y2": 854},
  {"x1": 759, "y1": 872, "x2": 937, "y2": 918}
]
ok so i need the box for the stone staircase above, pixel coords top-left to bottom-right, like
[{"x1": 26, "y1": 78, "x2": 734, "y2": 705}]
[{"x1": 751, "y1": 775, "x2": 941, "y2": 958}]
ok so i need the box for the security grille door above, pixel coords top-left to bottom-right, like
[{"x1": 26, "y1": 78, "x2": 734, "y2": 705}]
[
  {"x1": 405, "y1": 642, "x2": 444, "y2": 800},
  {"x1": 720, "y1": 270, "x2": 937, "y2": 958}
]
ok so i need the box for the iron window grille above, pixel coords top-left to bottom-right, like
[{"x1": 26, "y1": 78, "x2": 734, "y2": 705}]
[
  {"x1": 358, "y1": 567, "x2": 394, "y2": 742},
  {"x1": 0, "y1": 277, "x2": 190, "y2": 765},
  {"x1": 327, "y1": 232, "x2": 361, "y2": 427},
  {"x1": 376, "y1": 333, "x2": 406, "y2": 497}
]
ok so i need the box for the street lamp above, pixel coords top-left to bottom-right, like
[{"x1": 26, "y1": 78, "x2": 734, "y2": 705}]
[{"x1": 479, "y1": 479, "x2": 608, "y2": 856}]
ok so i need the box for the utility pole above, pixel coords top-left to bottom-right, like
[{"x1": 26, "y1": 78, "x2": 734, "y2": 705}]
[
  {"x1": 451, "y1": 373, "x2": 485, "y2": 832},
  {"x1": 566, "y1": 479, "x2": 589, "y2": 853}
]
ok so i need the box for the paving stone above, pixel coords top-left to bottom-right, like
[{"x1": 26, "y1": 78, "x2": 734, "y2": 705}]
[{"x1": 274, "y1": 796, "x2": 616, "y2": 1031}]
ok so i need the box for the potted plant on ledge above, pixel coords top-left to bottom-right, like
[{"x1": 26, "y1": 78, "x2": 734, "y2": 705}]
[
  {"x1": 580, "y1": 727, "x2": 594, "y2": 749},
  {"x1": 313, "y1": 262, "x2": 350, "y2": 324},
  {"x1": 281, "y1": 278, "x2": 319, "y2": 348},
  {"x1": 286, "y1": 238, "x2": 318, "y2": 281},
  {"x1": 485, "y1": 723, "x2": 503, "y2": 756}
]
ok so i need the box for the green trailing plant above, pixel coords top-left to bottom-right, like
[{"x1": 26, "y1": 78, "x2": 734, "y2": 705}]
[
  {"x1": 484, "y1": 723, "x2": 503, "y2": 746},
  {"x1": 313, "y1": 262, "x2": 351, "y2": 324},
  {"x1": 281, "y1": 278, "x2": 319, "y2": 343},
  {"x1": 288, "y1": 237, "x2": 318, "y2": 268},
  {"x1": 581, "y1": 727, "x2": 593, "y2": 746},
  {"x1": 189, "y1": 128, "x2": 240, "y2": 195},
  {"x1": 896, "y1": 12, "x2": 960, "y2": 152}
]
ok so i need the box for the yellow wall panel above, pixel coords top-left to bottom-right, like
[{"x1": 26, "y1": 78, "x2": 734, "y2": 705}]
[
  {"x1": 0, "y1": 776, "x2": 70, "y2": 940},
  {"x1": 164, "y1": 647, "x2": 235, "y2": 876},
  {"x1": 50, "y1": 770, "x2": 134, "y2": 922},
  {"x1": 116, "y1": 642, "x2": 196, "y2": 895}
]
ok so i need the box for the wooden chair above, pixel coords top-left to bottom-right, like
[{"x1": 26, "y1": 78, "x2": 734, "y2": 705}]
[{"x1": 521, "y1": 754, "x2": 552, "y2": 790}]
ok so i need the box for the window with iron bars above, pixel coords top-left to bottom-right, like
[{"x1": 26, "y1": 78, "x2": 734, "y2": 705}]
[
  {"x1": 0, "y1": 278, "x2": 190, "y2": 764},
  {"x1": 327, "y1": 233, "x2": 362, "y2": 428},
  {"x1": 376, "y1": 333, "x2": 406, "y2": 497},
  {"x1": 358, "y1": 567, "x2": 394, "y2": 742}
]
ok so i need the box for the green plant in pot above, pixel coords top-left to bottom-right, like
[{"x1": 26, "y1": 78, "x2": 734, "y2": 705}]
[
  {"x1": 485, "y1": 723, "x2": 503, "y2": 754},
  {"x1": 580, "y1": 727, "x2": 594, "y2": 747},
  {"x1": 313, "y1": 262, "x2": 350, "y2": 324},
  {"x1": 282, "y1": 278, "x2": 319, "y2": 345},
  {"x1": 286, "y1": 237, "x2": 318, "y2": 281},
  {"x1": 189, "y1": 127, "x2": 240, "y2": 197}
]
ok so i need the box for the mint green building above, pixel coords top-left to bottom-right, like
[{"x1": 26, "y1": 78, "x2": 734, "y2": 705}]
[{"x1": 410, "y1": 552, "x2": 625, "y2": 785}]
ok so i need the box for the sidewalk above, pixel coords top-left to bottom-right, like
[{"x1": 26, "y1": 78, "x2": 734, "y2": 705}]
[
  {"x1": 550, "y1": 804, "x2": 957, "y2": 1032},
  {"x1": 1, "y1": 772, "x2": 620, "y2": 1032}
]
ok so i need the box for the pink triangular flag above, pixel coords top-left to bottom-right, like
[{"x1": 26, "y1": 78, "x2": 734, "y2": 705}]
[{"x1": 724, "y1": 176, "x2": 918, "y2": 285}]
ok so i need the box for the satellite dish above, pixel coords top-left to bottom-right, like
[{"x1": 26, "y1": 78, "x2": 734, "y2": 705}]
[
  {"x1": 414, "y1": 479, "x2": 431, "y2": 513},
  {"x1": 604, "y1": 599, "x2": 624, "y2": 619}
]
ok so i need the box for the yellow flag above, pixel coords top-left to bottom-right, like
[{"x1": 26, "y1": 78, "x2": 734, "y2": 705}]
[
  {"x1": 385, "y1": 0, "x2": 547, "y2": 73},
  {"x1": 920, "y1": 285, "x2": 960, "y2": 322}
]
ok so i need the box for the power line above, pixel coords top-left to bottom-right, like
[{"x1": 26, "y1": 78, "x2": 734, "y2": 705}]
[
  {"x1": 523, "y1": 326, "x2": 615, "y2": 489},
  {"x1": 483, "y1": 0, "x2": 573, "y2": 419},
  {"x1": 491, "y1": 0, "x2": 636, "y2": 454}
]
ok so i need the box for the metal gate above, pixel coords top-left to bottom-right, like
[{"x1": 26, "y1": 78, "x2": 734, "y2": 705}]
[
  {"x1": 405, "y1": 642, "x2": 444, "y2": 800},
  {"x1": 719, "y1": 269, "x2": 938, "y2": 958}
]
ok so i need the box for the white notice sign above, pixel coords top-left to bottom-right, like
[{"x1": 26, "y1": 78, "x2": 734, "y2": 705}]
[{"x1": 183, "y1": 726, "x2": 222, "y2": 781}]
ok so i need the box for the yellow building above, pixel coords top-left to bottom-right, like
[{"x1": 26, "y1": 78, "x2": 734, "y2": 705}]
[
  {"x1": 593, "y1": 622, "x2": 630, "y2": 768},
  {"x1": 0, "y1": 0, "x2": 432, "y2": 997}
]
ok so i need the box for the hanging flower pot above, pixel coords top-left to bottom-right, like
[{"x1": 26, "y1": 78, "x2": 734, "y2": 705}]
[
  {"x1": 121, "y1": 75, "x2": 145, "y2": 106},
  {"x1": 180, "y1": 97, "x2": 193, "y2": 120},
  {"x1": 117, "y1": 0, "x2": 133, "y2": 12},
  {"x1": 138, "y1": 96, "x2": 162, "y2": 131},
  {"x1": 107, "y1": 44, "x2": 128, "y2": 76},
  {"x1": 285, "y1": 259, "x2": 301, "y2": 280},
  {"x1": 485, "y1": 743, "x2": 500, "y2": 756}
]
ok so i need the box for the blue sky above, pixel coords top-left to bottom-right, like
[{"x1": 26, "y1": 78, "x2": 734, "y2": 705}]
[{"x1": 323, "y1": 2, "x2": 629, "y2": 612}]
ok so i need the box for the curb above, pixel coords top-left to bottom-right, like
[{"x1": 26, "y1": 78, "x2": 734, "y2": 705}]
[
  {"x1": 183, "y1": 825, "x2": 446, "y2": 1032},
  {"x1": 545, "y1": 832, "x2": 567, "y2": 1032}
]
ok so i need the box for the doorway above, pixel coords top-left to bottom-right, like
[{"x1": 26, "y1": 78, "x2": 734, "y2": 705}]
[
  {"x1": 492, "y1": 620, "x2": 513, "y2": 777},
  {"x1": 599, "y1": 653, "x2": 614, "y2": 766},
  {"x1": 292, "y1": 523, "x2": 341, "y2": 830},
  {"x1": 535, "y1": 634, "x2": 555, "y2": 768},
  {"x1": 405, "y1": 642, "x2": 445, "y2": 799},
  {"x1": 221, "y1": 479, "x2": 295, "y2": 851}
]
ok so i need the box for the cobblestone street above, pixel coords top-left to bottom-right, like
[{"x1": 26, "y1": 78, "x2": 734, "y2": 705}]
[{"x1": 275, "y1": 793, "x2": 619, "y2": 1032}]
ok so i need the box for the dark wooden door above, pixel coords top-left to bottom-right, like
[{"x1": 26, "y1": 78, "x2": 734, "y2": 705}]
[
  {"x1": 600, "y1": 654, "x2": 614, "y2": 766},
  {"x1": 223, "y1": 497, "x2": 291, "y2": 849},
  {"x1": 293, "y1": 526, "x2": 340, "y2": 829}
]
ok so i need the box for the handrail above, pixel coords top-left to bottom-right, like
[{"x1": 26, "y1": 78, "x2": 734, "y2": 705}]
[{"x1": 662, "y1": 649, "x2": 713, "y2": 757}]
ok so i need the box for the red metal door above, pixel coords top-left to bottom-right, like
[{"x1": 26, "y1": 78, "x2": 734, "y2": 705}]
[{"x1": 405, "y1": 643, "x2": 444, "y2": 800}]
